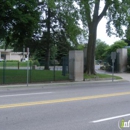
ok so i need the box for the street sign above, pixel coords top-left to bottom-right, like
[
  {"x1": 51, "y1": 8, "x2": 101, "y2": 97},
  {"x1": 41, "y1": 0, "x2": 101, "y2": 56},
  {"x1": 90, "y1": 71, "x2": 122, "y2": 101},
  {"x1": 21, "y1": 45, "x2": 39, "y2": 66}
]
[{"x1": 111, "y1": 52, "x2": 116, "y2": 61}]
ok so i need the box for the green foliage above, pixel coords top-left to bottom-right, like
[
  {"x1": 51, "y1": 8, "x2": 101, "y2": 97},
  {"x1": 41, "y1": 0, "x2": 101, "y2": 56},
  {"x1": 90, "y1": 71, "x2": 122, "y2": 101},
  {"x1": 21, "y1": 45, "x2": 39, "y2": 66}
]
[
  {"x1": 101, "y1": 40, "x2": 128, "y2": 72},
  {"x1": 84, "y1": 73, "x2": 121, "y2": 79},
  {"x1": 29, "y1": 0, "x2": 82, "y2": 67},
  {"x1": 0, "y1": 69, "x2": 69, "y2": 84},
  {"x1": 76, "y1": 0, "x2": 130, "y2": 74},
  {"x1": 0, "y1": 0, "x2": 40, "y2": 48},
  {"x1": 32, "y1": 60, "x2": 40, "y2": 66},
  {"x1": 78, "y1": 0, "x2": 130, "y2": 37},
  {"x1": 0, "y1": 61, "x2": 27, "y2": 67},
  {"x1": 95, "y1": 39, "x2": 109, "y2": 60},
  {"x1": 50, "y1": 45, "x2": 57, "y2": 60},
  {"x1": 103, "y1": 40, "x2": 127, "y2": 58},
  {"x1": 76, "y1": 44, "x2": 85, "y2": 50},
  {"x1": 50, "y1": 60, "x2": 59, "y2": 65}
]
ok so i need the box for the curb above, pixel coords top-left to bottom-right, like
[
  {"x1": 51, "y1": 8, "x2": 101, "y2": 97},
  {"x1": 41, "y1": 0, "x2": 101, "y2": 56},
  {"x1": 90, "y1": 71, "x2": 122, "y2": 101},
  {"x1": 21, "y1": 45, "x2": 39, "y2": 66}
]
[{"x1": 0, "y1": 79, "x2": 127, "y2": 89}]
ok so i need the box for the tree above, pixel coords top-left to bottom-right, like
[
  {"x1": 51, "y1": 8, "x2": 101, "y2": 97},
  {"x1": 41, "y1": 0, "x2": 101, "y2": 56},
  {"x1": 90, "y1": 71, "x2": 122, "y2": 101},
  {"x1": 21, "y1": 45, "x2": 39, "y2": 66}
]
[
  {"x1": 76, "y1": 43, "x2": 85, "y2": 50},
  {"x1": 103, "y1": 40, "x2": 127, "y2": 58},
  {"x1": 102, "y1": 40, "x2": 127, "y2": 72},
  {"x1": 77, "y1": 0, "x2": 130, "y2": 74},
  {"x1": 34, "y1": 0, "x2": 82, "y2": 69},
  {"x1": 123, "y1": 39, "x2": 130, "y2": 46},
  {"x1": 0, "y1": 0, "x2": 40, "y2": 48},
  {"x1": 95, "y1": 39, "x2": 109, "y2": 60}
]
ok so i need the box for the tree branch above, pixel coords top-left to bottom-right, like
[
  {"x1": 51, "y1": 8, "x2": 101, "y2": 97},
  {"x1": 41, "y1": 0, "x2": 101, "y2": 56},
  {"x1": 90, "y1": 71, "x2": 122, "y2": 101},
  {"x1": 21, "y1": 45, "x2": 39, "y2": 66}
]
[
  {"x1": 86, "y1": 1, "x2": 91, "y2": 22},
  {"x1": 93, "y1": 0, "x2": 100, "y2": 18},
  {"x1": 98, "y1": 2, "x2": 111, "y2": 23},
  {"x1": 81, "y1": 0, "x2": 92, "y2": 26}
]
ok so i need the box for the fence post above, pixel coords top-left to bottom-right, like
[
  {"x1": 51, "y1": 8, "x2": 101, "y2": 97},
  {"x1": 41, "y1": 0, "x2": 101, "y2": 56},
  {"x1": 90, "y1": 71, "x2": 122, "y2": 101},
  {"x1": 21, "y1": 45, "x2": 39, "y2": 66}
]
[
  {"x1": 3, "y1": 60, "x2": 6, "y2": 84},
  {"x1": 18, "y1": 61, "x2": 19, "y2": 70},
  {"x1": 53, "y1": 59, "x2": 55, "y2": 81},
  {"x1": 29, "y1": 61, "x2": 32, "y2": 83}
]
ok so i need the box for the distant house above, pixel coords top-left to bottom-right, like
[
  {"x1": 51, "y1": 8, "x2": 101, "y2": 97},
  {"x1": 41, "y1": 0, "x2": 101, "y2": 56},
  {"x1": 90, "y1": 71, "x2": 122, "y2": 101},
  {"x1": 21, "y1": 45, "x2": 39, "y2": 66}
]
[{"x1": 0, "y1": 49, "x2": 27, "y2": 61}]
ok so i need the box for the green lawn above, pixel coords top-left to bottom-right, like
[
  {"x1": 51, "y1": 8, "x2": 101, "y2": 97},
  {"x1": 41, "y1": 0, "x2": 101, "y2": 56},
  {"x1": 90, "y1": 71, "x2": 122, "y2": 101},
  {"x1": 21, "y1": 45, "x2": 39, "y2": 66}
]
[
  {"x1": 84, "y1": 73, "x2": 122, "y2": 79},
  {"x1": 0, "y1": 69, "x2": 69, "y2": 84},
  {"x1": 0, "y1": 69, "x2": 122, "y2": 84},
  {"x1": 0, "y1": 62, "x2": 27, "y2": 67}
]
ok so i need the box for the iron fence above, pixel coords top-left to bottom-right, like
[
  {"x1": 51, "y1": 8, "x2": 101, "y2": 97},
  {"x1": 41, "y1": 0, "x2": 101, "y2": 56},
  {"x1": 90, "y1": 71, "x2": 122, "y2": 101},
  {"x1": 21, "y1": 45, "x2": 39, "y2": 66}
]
[{"x1": 0, "y1": 60, "x2": 69, "y2": 85}]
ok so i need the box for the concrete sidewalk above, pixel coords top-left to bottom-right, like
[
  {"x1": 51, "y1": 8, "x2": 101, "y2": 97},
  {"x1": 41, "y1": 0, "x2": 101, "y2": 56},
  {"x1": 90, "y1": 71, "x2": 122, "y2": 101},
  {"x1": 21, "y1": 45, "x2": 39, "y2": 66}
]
[
  {"x1": 0, "y1": 79, "x2": 125, "y2": 88},
  {"x1": 114, "y1": 73, "x2": 130, "y2": 81},
  {"x1": 96, "y1": 69, "x2": 130, "y2": 82}
]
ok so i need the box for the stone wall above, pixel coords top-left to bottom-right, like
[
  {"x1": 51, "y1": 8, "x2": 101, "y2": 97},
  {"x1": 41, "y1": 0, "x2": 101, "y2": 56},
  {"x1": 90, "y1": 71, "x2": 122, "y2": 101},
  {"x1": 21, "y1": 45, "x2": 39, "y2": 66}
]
[
  {"x1": 69, "y1": 50, "x2": 84, "y2": 81},
  {"x1": 116, "y1": 48, "x2": 127, "y2": 72}
]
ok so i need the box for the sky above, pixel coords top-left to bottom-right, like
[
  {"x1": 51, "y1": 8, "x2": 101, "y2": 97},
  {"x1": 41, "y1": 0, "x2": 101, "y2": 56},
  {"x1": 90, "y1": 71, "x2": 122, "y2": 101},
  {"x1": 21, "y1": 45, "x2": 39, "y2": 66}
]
[
  {"x1": 74, "y1": 1, "x2": 125, "y2": 46},
  {"x1": 97, "y1": 18, "x2": 121, "y2": 45}
]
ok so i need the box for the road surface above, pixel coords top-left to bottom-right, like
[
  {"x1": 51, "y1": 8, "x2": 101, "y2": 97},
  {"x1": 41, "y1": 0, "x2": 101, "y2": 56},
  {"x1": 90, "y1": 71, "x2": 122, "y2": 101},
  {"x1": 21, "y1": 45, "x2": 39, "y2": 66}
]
[{"x1": 0, "y1": 81, "x2": 130, "y2": 130}]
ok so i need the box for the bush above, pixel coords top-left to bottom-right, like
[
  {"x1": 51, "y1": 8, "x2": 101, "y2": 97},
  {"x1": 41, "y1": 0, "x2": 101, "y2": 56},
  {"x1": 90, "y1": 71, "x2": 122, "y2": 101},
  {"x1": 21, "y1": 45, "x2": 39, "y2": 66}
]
[
  {"x1": 37, "y1": 59, "x2": 60, "y2": 66},
  {"x1": 100, "y1": 65, "x2": 106, "y2": 70},
  {"x1": 104, "y1": 53, "x2": 120, "y2": 72},
  {"x1": 32, "y1": 60, "x2": 40, "y2": 66},
  {"x1": 50, "y1": 60, "x2": 59, "y2": 65},
  {"x1": 106, "y1": 64, "x2": 112, "y2": 71}
]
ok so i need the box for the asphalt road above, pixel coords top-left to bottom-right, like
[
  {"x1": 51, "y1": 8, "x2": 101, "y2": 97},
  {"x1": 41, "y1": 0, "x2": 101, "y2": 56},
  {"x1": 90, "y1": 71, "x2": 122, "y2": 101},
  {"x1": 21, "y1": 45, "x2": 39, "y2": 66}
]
[{"x1": 0, "y1": 81, "x2": 130, "y2": 130}]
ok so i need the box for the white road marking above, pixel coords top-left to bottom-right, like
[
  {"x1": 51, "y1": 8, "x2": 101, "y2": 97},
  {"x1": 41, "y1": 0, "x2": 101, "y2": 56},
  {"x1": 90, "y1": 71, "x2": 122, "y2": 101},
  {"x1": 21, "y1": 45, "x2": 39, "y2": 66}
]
[
  {"x1": 0, "y1": 92, "x2": 53, "y2": 98},
  {"x1": 91, "y1": 114, "x2": 130, "y2": 123}
]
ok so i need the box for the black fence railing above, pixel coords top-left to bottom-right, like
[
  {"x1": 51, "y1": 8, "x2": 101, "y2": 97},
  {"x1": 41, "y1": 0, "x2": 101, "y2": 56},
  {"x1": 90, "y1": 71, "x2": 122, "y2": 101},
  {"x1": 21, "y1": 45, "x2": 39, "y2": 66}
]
[{"x1": 0, "y1": 60, "x2": 69, "y2": 85}]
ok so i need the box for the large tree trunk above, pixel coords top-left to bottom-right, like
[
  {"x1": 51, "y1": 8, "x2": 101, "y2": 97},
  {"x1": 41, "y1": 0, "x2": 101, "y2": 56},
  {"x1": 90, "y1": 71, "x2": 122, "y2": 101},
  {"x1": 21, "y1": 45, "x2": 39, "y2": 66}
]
[
  {"x1": 85, "y1": 22, "x2": 98, "y2": 74},
  {"x1": 44, "y1": 43, "x2": 50, "y2": 70},
  {"x1": 44, "y1": 8, "x2": 51, "y2": 70}
]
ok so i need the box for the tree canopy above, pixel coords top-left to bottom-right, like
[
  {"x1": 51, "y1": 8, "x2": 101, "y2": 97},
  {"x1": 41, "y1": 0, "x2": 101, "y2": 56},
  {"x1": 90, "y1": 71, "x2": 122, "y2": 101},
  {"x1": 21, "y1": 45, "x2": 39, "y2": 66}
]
[
  {"x1": 95, "y1": 39, "x2": 109, "y2": 60},
  {"x1": 75, "y1": 0, "x2": 130, "y2": 74},
  {"x1": 103, "y1": 40, "x2": 128, "y2": 59},
  {"x1": 0, "y1": 0, "x2": 40, "y2": 48},
  {"x1": 1, "y1": 0, "x2": 130, "y2": 74}
]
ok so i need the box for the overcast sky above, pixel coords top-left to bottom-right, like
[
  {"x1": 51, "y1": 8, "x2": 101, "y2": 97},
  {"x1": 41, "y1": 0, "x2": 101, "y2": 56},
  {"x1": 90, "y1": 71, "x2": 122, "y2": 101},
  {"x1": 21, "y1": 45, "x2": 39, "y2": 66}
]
[
  {"x1": 75, "y1": 1, "x2": 126, "y2": 46},
  {"x1": 97, "y1": 18, "x2": 121, "y2": 45}
]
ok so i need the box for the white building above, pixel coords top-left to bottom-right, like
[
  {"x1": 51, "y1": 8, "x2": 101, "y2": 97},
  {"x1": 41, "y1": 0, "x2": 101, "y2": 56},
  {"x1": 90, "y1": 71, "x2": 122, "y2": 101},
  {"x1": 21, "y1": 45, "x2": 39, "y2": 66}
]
[{"x1": 0, "y1": 49, "x2": 27, "y2": 61}]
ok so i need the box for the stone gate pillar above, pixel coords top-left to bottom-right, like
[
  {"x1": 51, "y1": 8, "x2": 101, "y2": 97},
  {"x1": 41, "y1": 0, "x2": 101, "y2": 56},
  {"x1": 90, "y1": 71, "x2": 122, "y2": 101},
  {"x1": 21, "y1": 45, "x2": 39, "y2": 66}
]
[
  {"x1": 116, "y1": 48, "x2": 127, "y2": 72},
  {"x1": 69, "y1": 50, "x2": 84, "y2": 81}
]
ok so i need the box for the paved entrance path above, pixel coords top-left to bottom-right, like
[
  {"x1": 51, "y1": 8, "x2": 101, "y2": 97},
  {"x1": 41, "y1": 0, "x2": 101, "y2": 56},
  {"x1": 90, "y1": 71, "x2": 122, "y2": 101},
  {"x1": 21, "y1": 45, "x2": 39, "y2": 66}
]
[
  {"x1": 114, "y1": 73, "x2": 130, "y2": 81},
  {"x1": 96, "y1": 69, "x2": 130, "y2": 82}
]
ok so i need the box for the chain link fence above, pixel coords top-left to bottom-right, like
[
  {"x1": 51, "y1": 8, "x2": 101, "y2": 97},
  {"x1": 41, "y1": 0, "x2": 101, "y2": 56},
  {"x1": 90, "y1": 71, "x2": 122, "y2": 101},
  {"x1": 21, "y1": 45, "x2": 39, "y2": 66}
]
[{"x1": 0, "y1": 59, "x2": 69, "y2": 85}]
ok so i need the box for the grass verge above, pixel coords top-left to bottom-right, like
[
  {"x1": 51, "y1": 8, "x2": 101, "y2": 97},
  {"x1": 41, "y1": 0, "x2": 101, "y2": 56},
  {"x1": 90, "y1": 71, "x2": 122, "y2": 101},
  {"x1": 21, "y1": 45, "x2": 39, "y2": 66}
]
[
  {"x1": 0, "y1": 62, "x2": 27, "y2": 67},
  {"x1": 0, "y1": 69, "x2": 122, "y2": 84},
  {"x1": 84, "y1": 73, "x2": 122, "y2": 80},
  {"x1": 0, "y1": 69, "x2": 69, "y2": 84}
]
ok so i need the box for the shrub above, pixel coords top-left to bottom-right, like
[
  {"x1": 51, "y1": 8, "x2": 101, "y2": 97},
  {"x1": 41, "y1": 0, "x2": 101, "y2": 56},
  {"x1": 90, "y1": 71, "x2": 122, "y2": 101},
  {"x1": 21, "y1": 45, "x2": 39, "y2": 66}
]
[
  {"x1": 106, "y1": 64, "x2": 112, "y2": 71},
  {"x1": 100, "y1": 65, "x2": 106, "y2": 70},
  {"x1": 32, "y1": 60, "x2": 40, "y2": 66},
  {"x1": 50, "y1": 60, "x2": 59, "y2": 65}
]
